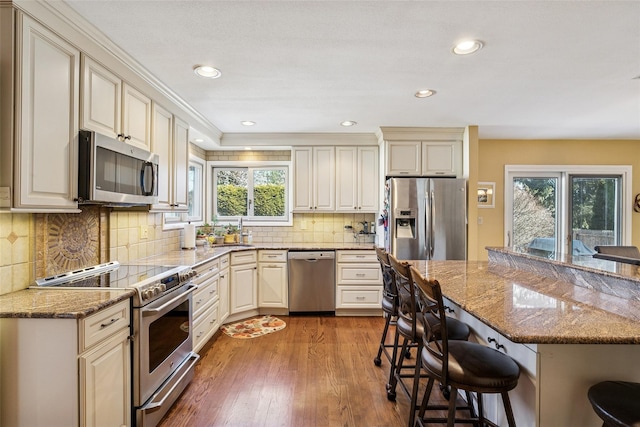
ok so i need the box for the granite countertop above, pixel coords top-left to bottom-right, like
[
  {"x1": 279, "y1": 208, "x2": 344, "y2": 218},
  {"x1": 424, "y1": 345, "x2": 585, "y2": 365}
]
[
  {"x1": 409, "y1": 260, "x2": 640, "y2": 345},
  {"x1": 0, "y1": 242, "x2": 374, "y2": 319},
  {"x1": 0, "y1": 288, "x2": 134, "y2": 319},
  {"x1": 142, "y1": 242, "x2": 377, "y2": 268}
]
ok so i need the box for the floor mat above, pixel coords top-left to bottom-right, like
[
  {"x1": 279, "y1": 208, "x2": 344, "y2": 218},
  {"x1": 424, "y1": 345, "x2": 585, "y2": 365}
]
[{"x1": 221, "y1": 315, "x2": 286, "y2": 339}]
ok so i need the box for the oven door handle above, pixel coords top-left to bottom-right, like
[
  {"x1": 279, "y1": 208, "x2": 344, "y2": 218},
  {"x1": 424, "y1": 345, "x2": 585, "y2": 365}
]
[
  {"x1": 143, "y1": 352, "x2": 200, "y2": 411},
  {"x1": 142, "y1": 284, "x2": 198, "y2": 316}
]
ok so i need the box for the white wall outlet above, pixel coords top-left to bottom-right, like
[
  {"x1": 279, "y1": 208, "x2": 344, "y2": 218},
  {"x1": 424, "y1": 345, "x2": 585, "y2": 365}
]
[
  {"x1": 477, "y1": 216, "x2": 483, "y2": 225},
  {"x1": 300, "y1": 220, "x2": 307, "y2": 230},
  {"x1": 0, "y1": 187, "x2": 10, "y2": 208},
  {"x1": 140, "y1": 225, "x2": 149, "y2": 239}
]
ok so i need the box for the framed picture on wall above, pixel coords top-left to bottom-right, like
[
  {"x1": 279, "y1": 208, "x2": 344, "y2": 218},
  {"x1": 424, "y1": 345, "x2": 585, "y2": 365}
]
[{"x1": 477, "y1": 182, "x2": 495, "y2": 208}]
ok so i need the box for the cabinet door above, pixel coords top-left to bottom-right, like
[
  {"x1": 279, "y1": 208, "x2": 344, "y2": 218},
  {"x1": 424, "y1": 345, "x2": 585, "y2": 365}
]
[
  {"x1": 357, "y1": 146, "x2": 379, "y2": 211},
  {"x1": 313, "y1": 146, "x2": 335, "y2": 210},
  {"x1": 79, "y1": 328, "x2": 131, "y2": 427},
  {"x1": 219, "y1": 267, "x2": 230, "y2": 322},
  {"x1": 386, "y1": 141, "x2": 421, "y2": 176},
  {"x1": 258, "y1": 262, "x2": 288, "y2": 308},
  {"x1": 230, "y1": 263, "x2": 258, "y2": 314},
  {"x1": 335, "y1": 147, "x2": 358, "y2": 211},
  {"x1": 122, "y1": 83, "x2": 151, "y2": 149},
  {"x1": 15, "y1": 14, "x2": 79, "y2": 210},
  {"x1": 172, "y1": 117, "x2": 189, "y2": 209},
  {"x1": 292, "y1": 148, "x2": 313, "y2": 210},
  {"x1": 421, "y1": 141, "x2": 460, "y2": 176},
  {"x1": 151, "y1": 103, "x2": 173, "y2": 210},
  {"x1": 81, "y1": 56, "x2": 121, "y2": 138}
]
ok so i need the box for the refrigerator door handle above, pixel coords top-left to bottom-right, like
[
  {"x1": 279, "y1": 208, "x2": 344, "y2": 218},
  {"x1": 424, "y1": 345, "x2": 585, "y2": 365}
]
[{"x1": 429, "y1": 190, "x2": 435, "y2": 258}]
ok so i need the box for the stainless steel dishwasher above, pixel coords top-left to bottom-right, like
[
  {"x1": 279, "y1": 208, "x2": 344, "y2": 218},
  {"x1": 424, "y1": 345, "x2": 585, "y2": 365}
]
[{"x1": 288, "y1": 251, "x2": 335, "y2": 314}]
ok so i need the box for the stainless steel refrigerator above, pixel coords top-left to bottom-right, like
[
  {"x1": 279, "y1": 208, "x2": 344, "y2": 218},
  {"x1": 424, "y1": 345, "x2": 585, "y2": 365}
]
[{"x1": 384, "y1": 177, "x2": 467, "y2": 260}]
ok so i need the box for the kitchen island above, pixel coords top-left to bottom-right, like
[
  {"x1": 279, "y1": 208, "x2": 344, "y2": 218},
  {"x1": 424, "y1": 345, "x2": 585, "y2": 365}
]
[{"x1": 408, "y1": 248, "x2": 640, "y2": 426}]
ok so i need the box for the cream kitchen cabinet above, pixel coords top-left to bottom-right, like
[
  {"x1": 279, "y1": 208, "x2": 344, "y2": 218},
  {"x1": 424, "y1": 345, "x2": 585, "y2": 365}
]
[
  {"x1": 385, "y1": 140, "x2": 461, "y2": 177},
  {"x1": 258, "y1": 250, "x2": 288, "y2": 310},
  {"x1": 7, "y1": 12, "x2": 80, "y2": 211},
  {"x1": 292, "y1": 146, "x2": 335, "y2": 211},
  {"x1": 192, "y1": 257, "x2": 220, "y2": 352},
  {"x1": 150, "y1": 104, "x2": 189, "y2": 212},
  {"x1": 81, "y1": 55, "x2": 151, "y2": 150},
  {"x1": 335, "y1": 250, "x2": 383, "y2": 315},
  {"x1": 335, "y1": 146, "x2": 379, "y2": 212},
  {"x1": 230, "y1": 250, "x2": 258, "y2": 316},
  {"x1": 1, "y1": 299, "x2": 131, "y2": 427},
  {"x1": 218, "y1": 254, "x2": 230, "y2": 323}
]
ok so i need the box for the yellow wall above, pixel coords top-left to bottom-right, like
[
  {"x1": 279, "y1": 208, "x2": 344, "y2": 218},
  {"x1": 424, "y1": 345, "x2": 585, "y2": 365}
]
[{"x1": 475, "y1": 139, "x2": 640, "y2": 260}]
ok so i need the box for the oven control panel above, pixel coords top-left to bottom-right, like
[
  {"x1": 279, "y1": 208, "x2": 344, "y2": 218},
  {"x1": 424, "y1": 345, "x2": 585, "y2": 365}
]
[{"x1": 137, "y1": 267, "x2": 196, "y2": 303}]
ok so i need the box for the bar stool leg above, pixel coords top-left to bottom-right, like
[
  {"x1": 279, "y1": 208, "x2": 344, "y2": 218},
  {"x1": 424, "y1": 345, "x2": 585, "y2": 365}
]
[{"x1": 374, "y1": 312, "x2": 393, "y2": 366}]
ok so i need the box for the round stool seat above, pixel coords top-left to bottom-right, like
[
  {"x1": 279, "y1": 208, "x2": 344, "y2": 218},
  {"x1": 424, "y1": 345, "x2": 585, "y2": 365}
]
[
  {"x1": 382, "y1": 295, "x2": 396, "y2": 314},
  {"x1": 422, "y1": 340, "x2": 520, "y2": 392},
  {"x1": 588, "y1": 381, "x2": 640, "y2": 427},
  {"x1": 397, "y1": 314, "x2": 470, "y2": 342}
]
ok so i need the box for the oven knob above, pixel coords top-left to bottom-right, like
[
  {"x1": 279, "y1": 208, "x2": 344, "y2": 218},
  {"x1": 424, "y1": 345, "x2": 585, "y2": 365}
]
[
  {"x1": 153, "y1": 286, "x2": 161, "y2": 296},
  {"x1": 143, "y1": 289, "x2": 153, "y2": 300},
  {"x1": 159, "y1": 284, "x2": 167, "y2": 292}
]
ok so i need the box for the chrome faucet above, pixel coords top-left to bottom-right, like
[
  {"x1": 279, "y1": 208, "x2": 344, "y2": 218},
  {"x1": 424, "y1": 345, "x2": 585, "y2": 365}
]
[{"x1": 237, "y1": 217, "x2": 243, "y2": 235}]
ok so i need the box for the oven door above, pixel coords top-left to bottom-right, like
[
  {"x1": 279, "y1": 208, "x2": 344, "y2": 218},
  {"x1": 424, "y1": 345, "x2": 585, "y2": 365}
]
[{"x1": 133, "y1": 282, "x2": 196, "y2": 407}]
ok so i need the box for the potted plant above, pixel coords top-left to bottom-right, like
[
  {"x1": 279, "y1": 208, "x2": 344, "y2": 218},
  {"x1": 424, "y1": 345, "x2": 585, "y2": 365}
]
[{"x1": 224, "y1": 225, "x2": 238, "y2": 244}]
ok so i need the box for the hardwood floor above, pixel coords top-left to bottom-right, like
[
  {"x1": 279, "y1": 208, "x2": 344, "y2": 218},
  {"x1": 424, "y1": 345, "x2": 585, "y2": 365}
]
[{"x1": 157, "y1": 315, "x2": 425, "y2": 427}]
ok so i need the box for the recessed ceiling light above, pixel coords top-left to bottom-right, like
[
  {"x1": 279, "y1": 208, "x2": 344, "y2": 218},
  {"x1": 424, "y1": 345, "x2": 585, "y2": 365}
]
[
  {"x1": 193, "y1": 65, "x2": 221, "y2": 78},
  {"x1": 241, "y1": 121, "x2": 256, "y2": 126},
  {"x1": 340, "y1": 121, "x2": 357, "y2": 127},
  {"x1": 452, "y1": 39, "x2": 484, "y2": 55},
  {"x1": 194, "y1": 138, "x2": 204, "y2": 143},
  {"x1": 244, "y1": 147, "x2": 252, "y2": 150},
  {"x1": 415, "y1": 89, "x2": 436, "y2": 98}
]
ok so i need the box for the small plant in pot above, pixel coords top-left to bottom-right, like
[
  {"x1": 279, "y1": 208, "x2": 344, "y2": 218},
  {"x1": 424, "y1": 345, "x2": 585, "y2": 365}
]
[{"x1": 224, "y1": 225, "x2": 238, "y2": 244}]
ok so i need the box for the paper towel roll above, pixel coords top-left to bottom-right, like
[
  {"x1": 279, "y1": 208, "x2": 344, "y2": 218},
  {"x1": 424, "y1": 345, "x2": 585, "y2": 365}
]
[{"x1": 183, "y1": 223, "x2": 196, "y2": 249}]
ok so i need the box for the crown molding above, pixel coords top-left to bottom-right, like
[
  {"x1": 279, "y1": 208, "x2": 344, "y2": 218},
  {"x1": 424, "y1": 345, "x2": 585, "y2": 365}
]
[
  {"x1": 377, "y1": 126, "x2": 465, "y2": 142},
  {"x1": 220, "y1": 132, "x2": 379, "y2": 148},
  {"x1": 13, "y1": 0, "x2": 222, "y2": 143}
]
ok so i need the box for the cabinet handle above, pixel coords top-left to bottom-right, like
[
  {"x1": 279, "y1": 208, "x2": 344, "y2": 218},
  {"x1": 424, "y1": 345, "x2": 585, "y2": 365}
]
[
  {"x1": 487, "y1": 336, "x2": 505, "y2": 351},
  {"x1": 356, "y1": 296, "x2": 366, "y2": 300},
  {"x1": 356, "y1": 273, "x2": 366, "y2": 277},
  {"x1": 100, "y1": 318, "x2": 118, "y2": 329}
]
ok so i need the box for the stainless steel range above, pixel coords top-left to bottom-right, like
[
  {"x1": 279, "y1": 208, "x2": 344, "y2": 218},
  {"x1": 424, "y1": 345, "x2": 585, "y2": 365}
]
[{"x1": 34, "y1": 261, "x2": 200, "y2": 427}]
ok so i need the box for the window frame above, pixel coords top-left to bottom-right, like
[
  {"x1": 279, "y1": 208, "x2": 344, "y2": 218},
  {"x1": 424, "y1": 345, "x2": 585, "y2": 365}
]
[
  {"x1": 504, "y1": 165, "x2": 632, "y2": 253},
  {"x1": 207, "y1": 160, "x2": 293, "y2": 227}
]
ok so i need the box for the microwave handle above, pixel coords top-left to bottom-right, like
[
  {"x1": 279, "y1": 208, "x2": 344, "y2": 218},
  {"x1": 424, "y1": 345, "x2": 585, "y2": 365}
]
[{"x1": 140, "y1": 161, "x2": 155, "y2": 196}]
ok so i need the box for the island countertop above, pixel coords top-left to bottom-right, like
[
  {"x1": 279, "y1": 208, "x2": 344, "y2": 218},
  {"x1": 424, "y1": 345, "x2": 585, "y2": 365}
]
[{"x1": 409, "y1": 260, "x2": 640, "y2": 345}]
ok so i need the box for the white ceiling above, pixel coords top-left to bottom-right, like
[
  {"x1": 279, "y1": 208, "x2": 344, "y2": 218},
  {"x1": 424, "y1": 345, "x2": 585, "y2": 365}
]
[{"x1": 63, "y1": 0, "x2": 640, "y2": 146}]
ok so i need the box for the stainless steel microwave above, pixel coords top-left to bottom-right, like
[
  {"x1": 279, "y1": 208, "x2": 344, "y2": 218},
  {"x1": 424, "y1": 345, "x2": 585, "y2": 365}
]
[{"x1": 77, "y1": 130, "x2": 159, "y2": 205}]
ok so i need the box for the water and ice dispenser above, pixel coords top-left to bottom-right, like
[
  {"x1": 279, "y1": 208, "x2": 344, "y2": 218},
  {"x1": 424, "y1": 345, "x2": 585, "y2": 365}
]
[{"x1": 394, "y1": 209, "x2": 416, "y2": 239}]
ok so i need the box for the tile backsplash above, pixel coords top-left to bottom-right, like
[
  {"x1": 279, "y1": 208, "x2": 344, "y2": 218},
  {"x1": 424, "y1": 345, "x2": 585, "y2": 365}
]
[{"x1": 0, "y1": 209, "x2": 378, "y2": 296}]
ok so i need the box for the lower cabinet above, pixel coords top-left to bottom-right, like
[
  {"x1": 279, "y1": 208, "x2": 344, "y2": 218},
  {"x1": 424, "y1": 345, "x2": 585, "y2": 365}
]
[
  {"x1": 335, "y1": 250, "x2": 382, "y2": 315},
  {"x1": 191, "y1": 257, "x2": 220, "y2": 353},
  {"x1": 218, "y1": 255, "x2": 230, "y2": 323},
  {"x1": 258, "y1": 250, "x2": 288, "y2": 309},
  {"x1": 0, "y1": 299, "x2": 131, "y2": 427},
  {"x1": 230, "y1": 250, "x2": 258, "y2": 315}
]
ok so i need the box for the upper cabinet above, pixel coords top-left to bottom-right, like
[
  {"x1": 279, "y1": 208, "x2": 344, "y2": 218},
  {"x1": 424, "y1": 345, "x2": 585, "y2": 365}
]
[
  {"x1": 12, "y1": 12, "x2": 80, "y2": 211},
  {"x1": 150, "y1": 104, "x2": 189, "y2": 212},
  {"x1": 81, "y1": 56, "x2": 151, "y2": 150},
  {"x1": 385, "y1": 140, "x2": 461, "y2": 177},
  {"x1": 335, "y1": 146, "x2": 379, "y2": 212},
  {"x1": 292, "y1": 147, "x2": 335, "y2": 211}
]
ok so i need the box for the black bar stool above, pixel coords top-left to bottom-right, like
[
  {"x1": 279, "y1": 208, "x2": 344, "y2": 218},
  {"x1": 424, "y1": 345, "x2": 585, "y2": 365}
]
[
  {"x1": 373, "y1": 247, "x2": 398, "y2": 369},
  {"x1": 588, "y1": 380, "x2": 640, "y2": 427},
  {"x1": 387, "y1": 255, "x2": 471, "y2": 427},
  {"x1": 410, "y1": 265, "x2": 520, "y2": 427}
]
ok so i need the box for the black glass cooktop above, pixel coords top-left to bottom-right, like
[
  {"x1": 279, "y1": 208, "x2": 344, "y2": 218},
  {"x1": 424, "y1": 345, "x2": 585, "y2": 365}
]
[{"x1": 35, "y1": 263, "x2": 179, "y2": 289}]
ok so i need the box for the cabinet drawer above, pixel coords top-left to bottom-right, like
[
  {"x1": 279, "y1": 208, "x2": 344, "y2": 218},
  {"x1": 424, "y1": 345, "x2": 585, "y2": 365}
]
[
  {"x1": 231, "y1": 250, "x2": 257, "y2": 265},
  {"x1": 79, "y1": 300, "x2": 130, "y2": 352},
  {"x1": 259, "y1": 250, "x2": 287, "y2": 262},
  {"x1": 336, "y1": 250, "x2": 377, "y2": 263},
  {"x1": 219, "y1": 254, "x2": 230, "y2": 270},
  {"x1": 193, "y1": 259, "x2": 220, "y2": 285},
  {"x1": 336, "y1": 263, "x2": 382, "y2": 285},
  {"x1": 193, "y1": 303, "x2": 219, "y2": 352},
  {"x1": 336, "y1": 286, "x2": 382, "y2": 308},
  {"x1": 193, "y1": 275, "x2": 219, "y2": 318}
]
